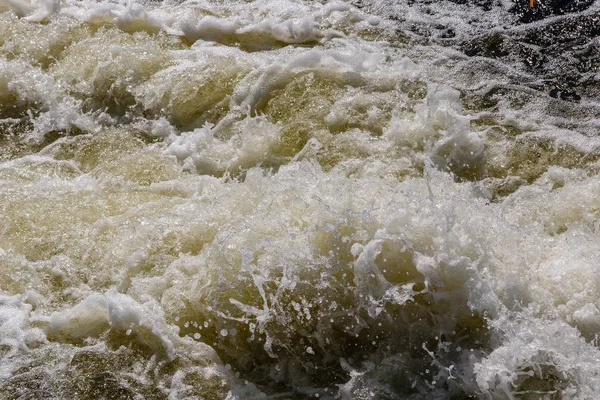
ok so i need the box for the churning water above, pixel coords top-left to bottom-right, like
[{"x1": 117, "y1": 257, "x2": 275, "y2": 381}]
[{"x1": 0, "y1": 0, "x2": 599, "y2": 398}]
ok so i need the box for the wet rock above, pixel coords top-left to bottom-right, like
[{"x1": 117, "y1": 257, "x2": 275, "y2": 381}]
[
  {"x1": 510, "y1": 0, "x2": 595, "y2": 23},
  {"x1": 446, "y1": 0, "x2": 497, "y2": 11},
  {"x1": 549, "y1": 87, "x2": 582, "y2": 102},
  {"x1": 521, "y1": 14, "x2": 600, "y2": 48}
]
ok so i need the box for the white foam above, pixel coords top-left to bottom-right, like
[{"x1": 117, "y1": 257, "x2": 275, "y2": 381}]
[
  {"x1": 113, "y1": 3, "x2": 163, "y2": 34},
  {"x1": 475, "y1": 317, "x2": 600, "y2": 398},
  {"x1": 1, "y1": 0, "x2": 600, "y2": 397},
  {"x1": 0, "y1": 295, "x2": 46, "y2": 358},
  {"x1": 50, "y1": 290, "x2": 179, "y2": 359}
]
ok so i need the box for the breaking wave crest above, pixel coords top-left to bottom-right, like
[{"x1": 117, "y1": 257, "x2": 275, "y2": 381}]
[{"x1": 1, "y1": 0, "x2": 599, "y2": 398}]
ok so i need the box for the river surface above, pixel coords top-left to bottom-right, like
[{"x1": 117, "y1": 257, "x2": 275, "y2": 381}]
[{"x1": 0, "y1": 0, "x2": 599, "y2": 398}]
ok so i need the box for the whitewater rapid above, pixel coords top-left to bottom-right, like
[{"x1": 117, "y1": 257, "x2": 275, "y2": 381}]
[{"x1": 1, "y1": 0, "x2": 599, "y2": 398}]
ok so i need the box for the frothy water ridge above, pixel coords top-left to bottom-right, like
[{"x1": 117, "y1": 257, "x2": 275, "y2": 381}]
[{"x1": 0, "y1": 0, "x2": 599, "y2": 398}]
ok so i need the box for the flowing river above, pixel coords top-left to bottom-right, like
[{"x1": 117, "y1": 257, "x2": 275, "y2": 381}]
[{"x1": 1, "y1": 0, "x2": 599, "y2": 398}]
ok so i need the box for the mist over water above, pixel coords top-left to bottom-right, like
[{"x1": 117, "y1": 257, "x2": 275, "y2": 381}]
[{"x1": 0, "y1": 0, "x2": 599, "y2": 398}]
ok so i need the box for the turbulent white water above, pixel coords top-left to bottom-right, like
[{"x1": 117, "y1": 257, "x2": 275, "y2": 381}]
[{"x1": 0, "y1": 0, "x2": 599, "y2": 398}]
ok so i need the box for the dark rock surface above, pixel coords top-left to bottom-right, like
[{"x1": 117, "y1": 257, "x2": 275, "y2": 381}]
[{"x1": 510, "y1": 0, "x2": 595, "y2": 23}]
